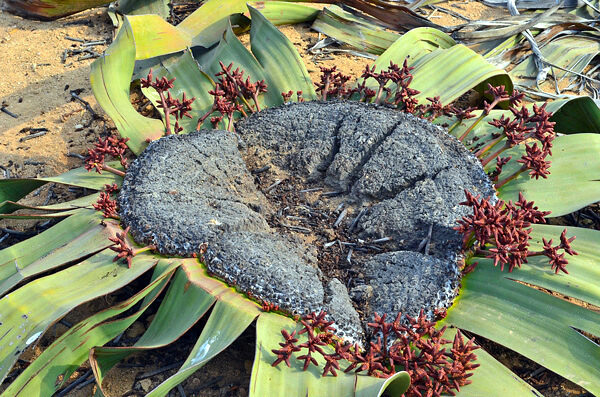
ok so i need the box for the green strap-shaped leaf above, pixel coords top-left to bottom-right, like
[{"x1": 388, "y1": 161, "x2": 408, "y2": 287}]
[
  {"x1": 355, "y1": 374, "x2": 411, "y2": 397},
  {"x1": 14, "y1": 193, "x2": 98, "y2": 212},
  {"x1": 117, "y1": 0, "x2": 170, "y2": 20},
  {"x1": 131, "y1": 259, "x2": 260, "y2": 396},
  {"x1": 0, "y1": 208, "x2": 84, "y2": 220},
  {"x1": 250, "y1": 312, "x2": 410, "y2": 397},
  {"x1": 89, "y1": 266, "x2": 216, "y2": 393},
  {"x1": 177, "y1": 0, "x2": 257, "y2": 43},
  {"x1": 367, "y1": 29, "x2": 511, "y2": 104},
  {"x1": 497, "y1": 134, "x2": 600, "y2": 217},
  {"x1": 0, "y1": 193, "x2": 99, "y2": 219},
  {"x1": 409, "y1": 44, "x2": 512, "y2": 105},
  {"x1": 0, "y1": 162, "x2": 122, "y2": 214},
  {"x1": 443, "y1": 262, "x2": 600, "y2": 395},
  {"x1": 247, "y1": 1, "x2": 320, "y2": 25},
  {"x1": 548, "y1": 96, "x2": 600, "y2": 133},
  {"x1": 0, "y1": 179, "x2": 46, "y2": 213},
  {"x1": 505, "y1": 224, "x2": 600, "y2": 308},
  {"x1": 0, "y1": 209, "x2": 100, "y2": 285},
  {"x1": 249, "y1": 5, "x2": 317, "y2": 101},
  {"x1": 3, "y1": 260, "x2": 178, "y2": 396},
  {"x1": 41, "y1": 162, "x2": 123, "y2": 189},
  {"x1": 0, "y1": 250, "x2": 162, "y2": 383},
  {"x1": 146, "y1": 299, "x2": 259, "y2": 396},
  {"x1": 311, "y1": 5, "x2": 400, "y2": 55},
  {"x1": 178, "y1": 259, "x2": 261, "y2": 312},
  {"x1": 0, "y1": 210, "x2": 112, "y2": 295},
  {"x1": 372, "y1": 27, "x2": 456, "y2": 73},
  {"x1": 90, "y1": 16, "x2": 189, "y2": 154}
]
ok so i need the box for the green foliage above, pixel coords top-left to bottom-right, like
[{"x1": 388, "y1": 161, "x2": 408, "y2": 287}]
[
  {"x1": 443, "y1": 259, "x2": 600, "y2": 396},
  {"x1": 3, "y1": 260, "x2": 178, "y2": 396},
  {"x1": 2, "y1": 4, "x2": 600, "y2": 397}
]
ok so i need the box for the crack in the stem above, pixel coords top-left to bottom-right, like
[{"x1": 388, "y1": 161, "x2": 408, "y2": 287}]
[{"x1": 344, "y1": 117, "x2": 405, "y2": 194}]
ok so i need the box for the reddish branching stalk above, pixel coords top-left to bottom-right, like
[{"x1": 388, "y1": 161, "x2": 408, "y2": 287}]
[
  {"x1": 315, "y1": 66, "x2": 353, "y2": 101},
  {"x1": 539, "y1": 229, "x2": 578, "y2": 274},
  {"x1": 314, "y1": 60, "x2": 420, "y2": 110},
  {"x1": 283, "y1": 90, "x2": 306, "y2": 104},
  {"x1": 421, "y1": 96, "x2": 455, "y2": 121},
  {"x1": 482, "y1": 103, "x2": 556, "y2": 188},
  {"x1": 272, "y1": 310, "x2": 480, "y2": 396},
  {"x1": 93, "y1": 183, "x2": 119, "y2": 218},
  {"x1": 196, "y1": 62, "x2": 267, "y2": 132},
  {"x1": 457, "y1": 84, "x2": 513, "y2": 143},
  {"x1": 361, "y1": 65, "x2": 391, "y2": 104},
  {"x1": 84, "y1": 135, "x2": 130, "y2": 177},
  {"x1": 108, "y1": 226, "x2": 155, "y2": 268},
  {"x1": 487, "y1": 156, "x2": 512, "y2": 183},
  {"x1": 447, "y1": 106, "x2": 477, "y2": 135},
  {"x1": 354, "y1": 60, "x2": 421, "y2": 110},
  {"x1": 108, "y1": 226, "x2": 135, "y2": 268},
  {"x1": 455, "y1": 190, "x2": 578, "y2": 273},
  {"x1": 390, "y1": 60, "x2": 420, "y2": 112},
  {"x1": 140, "y1": 70, "x2": 195, "y2": 135}
]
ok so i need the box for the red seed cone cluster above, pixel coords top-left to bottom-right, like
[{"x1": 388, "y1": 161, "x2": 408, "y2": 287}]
[
  {"x1": 281, "y1": 90, "x2": 304, "y2": 103},
  {"x1": 458, "y1": 84, "x2": 556, "y2": 188},
  {"x1": 272, "y1": 310, "x2": 479, "y2": 396},
  {"x1": 92, "y1": 183, "x2": 119, "y2": 218},
  {"x1": 140, "y1": 70, "x2": 195, "y2": 135},
  {"x1": 456, "y1": 190, "x2": 577, "y2": 274},
  {"x1": 108, "y1": 226, "x2": 135, "y2": 268},
  {"x1": 314, "y1": 61, "x2": 422, "y2": 110},
  {"x1": 84, "y1": 135, "x2": 129, "y2": 176},
  {"x1": 197, "y1": 61, "x2": 268, "y2": 131}
]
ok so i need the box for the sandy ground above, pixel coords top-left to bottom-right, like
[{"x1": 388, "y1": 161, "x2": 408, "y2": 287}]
[
  {"x1": 0, "y1": 8, "x2": 111, "y2": 180},
  {"x1": 0, "y1": 1, "x2": 591, "y2": 396}
]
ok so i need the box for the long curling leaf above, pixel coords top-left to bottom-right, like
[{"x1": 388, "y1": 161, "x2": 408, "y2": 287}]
[
  {"x1": 0, "y1": 162, "x2": 122, "y2": 214},
  {"x1": 2, "y1": 0, "x2": 110, "y2": 20},
  {"x1": 246, "y1": 1, "x2": 320, "y2": 25},
  {"x1": 0, "y1": 249, "x2": 162, "y2": 383},
  {"x1": 443, "y1": 261, "x2": 600, "y2": 395},
  {"x1": 311, "y1": 5, "x2": 400, "y2": 55},
  {"x1": 497, "y1": 134, "x2": 600, "y2": 217},
  {"x1": 90, "y1": 266, "x2": 216, "y2": 393},
  {"x1": 249, "y1": 5, "x2": 317, "y2": 101},
  {"x1": 90, "y1": 16, "x2": 186, "y2": 154},
  {"x1": 146, "y1": 299, "x2": 258, "y2": 396},
  {"x1": 4, "y1": 260, "x2": 179, "y2": 396},
  {"x1": 0, "y1": 209, "x2": 111, "y2": 296}
]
